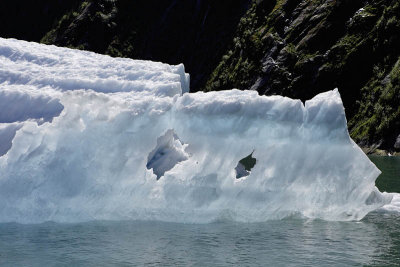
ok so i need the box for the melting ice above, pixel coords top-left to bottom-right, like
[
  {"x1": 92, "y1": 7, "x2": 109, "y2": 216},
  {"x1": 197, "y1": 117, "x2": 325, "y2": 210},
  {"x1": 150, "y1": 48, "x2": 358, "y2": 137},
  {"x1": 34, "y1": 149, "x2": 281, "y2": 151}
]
[{"x1": 0, "y1": 38, "x2": 395, "y2": 223}]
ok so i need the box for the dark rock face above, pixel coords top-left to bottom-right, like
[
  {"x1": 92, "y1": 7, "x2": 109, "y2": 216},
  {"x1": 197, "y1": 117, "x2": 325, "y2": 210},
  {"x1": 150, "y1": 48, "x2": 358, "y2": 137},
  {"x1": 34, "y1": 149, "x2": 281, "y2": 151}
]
[
  {"x1": 1, "y1": 0, "x2": 399, "y2": 151},
  {"x1": 204, "y1": 0, "x2": 400, "y2": 151},
  {"x1": 0, "y1": 0, "x2": 82, "y2": 41},
  {"x1": 39, "y1": 0, "x2": 251, "y2": 92}
]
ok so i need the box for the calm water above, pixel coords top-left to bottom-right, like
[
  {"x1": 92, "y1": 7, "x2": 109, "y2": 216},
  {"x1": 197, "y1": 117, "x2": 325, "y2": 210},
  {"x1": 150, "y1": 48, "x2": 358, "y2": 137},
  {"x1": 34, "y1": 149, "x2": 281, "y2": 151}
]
[
  {"x1": 0, "y1": 212, "x2": 400, "y2": 266},
  {"x1": 1, "y1": 157, "x2": 399, "y2": 266},
  {"x1": 370, "y1": 156, "x2": 400, "y2": 193}
]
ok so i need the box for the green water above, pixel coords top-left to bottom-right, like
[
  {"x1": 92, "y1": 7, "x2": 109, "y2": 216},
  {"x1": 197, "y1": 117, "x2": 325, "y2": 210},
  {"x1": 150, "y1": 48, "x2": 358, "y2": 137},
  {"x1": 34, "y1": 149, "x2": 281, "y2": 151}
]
[
  {"x1": 370, "y1": 156, "x2": 400, "y2": 193},
  {"x1": 1, "y1": 212, "x2": 400, "y2": 266}
]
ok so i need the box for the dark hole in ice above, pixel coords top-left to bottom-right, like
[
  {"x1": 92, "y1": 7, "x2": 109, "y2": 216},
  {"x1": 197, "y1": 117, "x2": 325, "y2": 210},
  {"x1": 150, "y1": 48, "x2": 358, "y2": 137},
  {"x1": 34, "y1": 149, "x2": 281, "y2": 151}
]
[
  {"x1": 146, "y1": 129, "x2": 189, "y2": 180},
  {"x1": 235, "y1": 151, "x2": 256, "y2": 179}
]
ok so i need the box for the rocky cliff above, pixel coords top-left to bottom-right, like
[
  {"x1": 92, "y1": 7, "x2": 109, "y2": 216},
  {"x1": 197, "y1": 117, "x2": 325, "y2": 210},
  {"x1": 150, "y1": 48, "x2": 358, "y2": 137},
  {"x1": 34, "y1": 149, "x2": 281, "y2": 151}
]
[
  {"x1": 0, "y1": 0, "x2": 82, "y2": 41},
  {"x1": 40, "y1": 0, "x2": 251, "y2": 92},
  {"x1": 1, "y1": 0, "x2": 399, "y2": 152},
  {"x1": 205, "y1": 0, "x2": 400, "y2": 153}
]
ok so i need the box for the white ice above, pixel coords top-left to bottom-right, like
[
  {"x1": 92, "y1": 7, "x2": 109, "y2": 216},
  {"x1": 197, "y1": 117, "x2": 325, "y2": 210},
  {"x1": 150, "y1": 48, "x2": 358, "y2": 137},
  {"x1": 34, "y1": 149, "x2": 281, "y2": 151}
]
[
  {"x1": 146, "y1": 129, "x2": 190, "y2": 180},
  {"x1": 0, "y1": 38, "x2": 395, "y2": 224},
  {"x1": 380, "y1": 193, "x2": 400, "y2": 213}
]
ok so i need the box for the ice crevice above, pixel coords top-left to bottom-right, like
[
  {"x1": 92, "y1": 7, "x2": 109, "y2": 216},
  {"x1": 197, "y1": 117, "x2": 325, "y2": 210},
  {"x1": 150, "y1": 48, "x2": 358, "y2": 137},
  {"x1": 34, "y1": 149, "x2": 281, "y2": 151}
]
[
  {"x1": 235, "y1": 151, "x2": 256, "y2": 179},
  {"x1": 146, "y1": 129, "x2": 189, "y2": 180},
  {"x1": 0, "y1": 37, "x2": 396, "y2": 224}
]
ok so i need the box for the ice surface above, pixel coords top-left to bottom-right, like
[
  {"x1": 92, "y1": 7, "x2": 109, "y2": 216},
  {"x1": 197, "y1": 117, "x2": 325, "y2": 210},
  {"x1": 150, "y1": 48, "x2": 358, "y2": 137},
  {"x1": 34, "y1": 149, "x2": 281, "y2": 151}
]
[
  {"x1": 0, "y1": 38, "x2": 394, "y2": 223},
  {"x1": 0, "y1": 85, "x2": 63, "y2": 123},
  {"x1": 380, "y1": 193, "x2": 400, "y2": 213},
  {"x1": 0, "y1": 123, "x2": 22, "y2": 156},
  {"x1": 0, "y1": 38, "x2": 189, "y2": 97}
]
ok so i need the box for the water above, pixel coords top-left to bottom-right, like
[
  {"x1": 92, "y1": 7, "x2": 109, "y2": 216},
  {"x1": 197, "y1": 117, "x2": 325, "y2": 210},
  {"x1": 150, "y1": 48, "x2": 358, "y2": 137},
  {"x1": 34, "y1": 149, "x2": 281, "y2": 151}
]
[
  {"x1": 370, "y1": 156, "x2": 400, "y2": 193},
  {"x1": 0, "y1": 212, "x2": 399, "y2": 266},
  {"x1": 1, "y1": 157, "x2": 399, "y2": 266}
]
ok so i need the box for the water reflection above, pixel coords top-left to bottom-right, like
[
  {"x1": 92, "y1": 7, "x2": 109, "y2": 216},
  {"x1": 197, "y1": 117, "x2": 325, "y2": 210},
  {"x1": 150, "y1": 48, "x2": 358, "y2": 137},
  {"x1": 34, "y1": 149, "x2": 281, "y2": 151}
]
[{"x1": 1, "y1": 212, "x2": 400, "y2": 266}]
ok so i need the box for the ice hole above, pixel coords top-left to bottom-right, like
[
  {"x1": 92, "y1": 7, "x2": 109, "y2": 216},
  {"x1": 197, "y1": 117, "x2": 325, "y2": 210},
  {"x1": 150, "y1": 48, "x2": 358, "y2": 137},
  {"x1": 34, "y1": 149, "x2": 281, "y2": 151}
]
[
  {"x1": 235, "y1": 151, "x2": 257, "y2": 179},
  {"x1": 146, "y1": 129, "x2": 189, "y2": 180}
]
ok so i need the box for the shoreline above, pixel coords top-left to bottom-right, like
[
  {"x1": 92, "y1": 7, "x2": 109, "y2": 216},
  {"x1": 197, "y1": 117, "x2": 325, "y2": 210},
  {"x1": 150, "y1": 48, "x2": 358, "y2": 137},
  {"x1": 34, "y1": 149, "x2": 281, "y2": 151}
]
[{"x1": 361, "y1": 147, "x2": 400, "y2": 156}]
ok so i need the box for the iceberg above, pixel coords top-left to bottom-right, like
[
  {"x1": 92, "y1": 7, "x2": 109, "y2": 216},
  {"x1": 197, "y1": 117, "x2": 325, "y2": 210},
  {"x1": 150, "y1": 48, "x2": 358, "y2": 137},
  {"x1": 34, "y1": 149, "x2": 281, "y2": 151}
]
[{"x1": 0, "y1": 38, "x2": 392, "y2": 223}]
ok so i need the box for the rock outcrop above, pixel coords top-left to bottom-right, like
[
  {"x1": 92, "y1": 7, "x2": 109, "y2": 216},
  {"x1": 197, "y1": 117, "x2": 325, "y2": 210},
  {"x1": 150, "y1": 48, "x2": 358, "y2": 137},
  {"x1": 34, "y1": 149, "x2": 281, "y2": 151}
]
[{"x1": 204, "y1": 0, "x2": 400, "y2": 152}]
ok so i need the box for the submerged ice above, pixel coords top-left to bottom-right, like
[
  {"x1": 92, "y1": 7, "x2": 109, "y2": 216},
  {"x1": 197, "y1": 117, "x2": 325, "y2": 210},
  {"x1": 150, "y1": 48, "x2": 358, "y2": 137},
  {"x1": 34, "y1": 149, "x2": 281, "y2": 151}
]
[{"x1": 0, "y1": 38, "x2": 394, "y2": 223}]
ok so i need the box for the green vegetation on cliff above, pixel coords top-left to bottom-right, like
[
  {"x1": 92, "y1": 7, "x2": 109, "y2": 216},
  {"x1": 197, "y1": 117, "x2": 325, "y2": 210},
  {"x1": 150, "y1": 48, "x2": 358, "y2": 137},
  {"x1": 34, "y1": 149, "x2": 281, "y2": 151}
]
[
  {"x1": 205, "y1": 0, "x2": 400, "y2": 152},
  {"x1": 0, "y1": 0, "x2": 399, "y2": 152}
]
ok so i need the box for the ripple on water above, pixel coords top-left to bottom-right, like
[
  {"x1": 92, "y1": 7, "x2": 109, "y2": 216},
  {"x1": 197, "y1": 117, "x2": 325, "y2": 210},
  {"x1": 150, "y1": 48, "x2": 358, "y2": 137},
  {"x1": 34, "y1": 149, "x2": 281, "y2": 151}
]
[{"x1": 0, "y1": 212, "x2": 400, "y2": 266}]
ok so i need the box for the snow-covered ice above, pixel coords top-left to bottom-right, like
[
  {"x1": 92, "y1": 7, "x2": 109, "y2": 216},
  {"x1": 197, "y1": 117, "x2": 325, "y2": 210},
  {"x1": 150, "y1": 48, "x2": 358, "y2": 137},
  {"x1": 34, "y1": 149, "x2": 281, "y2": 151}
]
[{"x1": 0, "y1": 38, "x2": 395, "y2": 223}]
